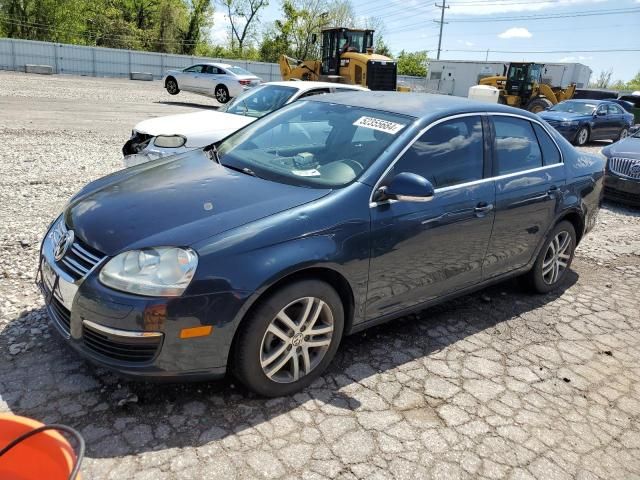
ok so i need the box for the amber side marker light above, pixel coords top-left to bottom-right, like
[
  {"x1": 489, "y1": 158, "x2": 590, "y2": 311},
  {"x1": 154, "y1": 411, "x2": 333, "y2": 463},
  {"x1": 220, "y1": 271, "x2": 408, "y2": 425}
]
[{"x1": 180, "y1": 325, "x2": 213, "y2": 339}]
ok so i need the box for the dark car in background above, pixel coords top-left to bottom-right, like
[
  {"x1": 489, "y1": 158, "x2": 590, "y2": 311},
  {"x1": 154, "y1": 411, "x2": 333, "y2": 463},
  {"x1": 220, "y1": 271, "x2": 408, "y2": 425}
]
[
  {"x1": 538, "y1": 99, "x2": 634, "y2": 146},
  {"x1": 602, "y1": 129, "x2": 640, "y2": 206},
  {"x1": 38, "y1": 92, "x2": 604, "y2": 397}
]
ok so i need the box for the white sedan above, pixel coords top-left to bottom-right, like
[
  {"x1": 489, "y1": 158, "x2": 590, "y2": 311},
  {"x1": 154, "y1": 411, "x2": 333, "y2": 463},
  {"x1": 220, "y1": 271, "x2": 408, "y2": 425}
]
[
  {"x1": 123, "y1": 81, "x2": 368, "y2": 167},
  {"x1": 163, "y1": 62, "x2": 262, "y2": 104}
]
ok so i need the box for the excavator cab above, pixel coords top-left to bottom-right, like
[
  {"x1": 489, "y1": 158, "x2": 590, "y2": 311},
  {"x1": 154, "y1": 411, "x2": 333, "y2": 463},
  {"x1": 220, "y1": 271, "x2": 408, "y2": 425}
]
[
  {"x1": 505, "y1": 63, "x2": 543, "y2": 98},
  {"x1": 320, "y1": 28, "x2": 374, "y2": 75}
]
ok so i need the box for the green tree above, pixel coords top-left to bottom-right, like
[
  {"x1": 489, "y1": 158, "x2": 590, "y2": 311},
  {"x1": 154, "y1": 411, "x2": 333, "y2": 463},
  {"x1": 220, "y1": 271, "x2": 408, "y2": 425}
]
[
  {"x1": 626, "y1": 71, "x2": 640, "y2": 91},
  {"x1": 397, "y1": 50, "x2": 428, "y2": 76},
  {"x1": 217, "y1": 0, "x2": 269, "y2": 54}
]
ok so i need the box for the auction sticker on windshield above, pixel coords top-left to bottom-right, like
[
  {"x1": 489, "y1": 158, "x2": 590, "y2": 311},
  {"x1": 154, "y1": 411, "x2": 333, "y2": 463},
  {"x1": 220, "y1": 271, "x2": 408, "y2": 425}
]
[{"x1": 353, "y1": 116, "x2": 405, "y2": 134}]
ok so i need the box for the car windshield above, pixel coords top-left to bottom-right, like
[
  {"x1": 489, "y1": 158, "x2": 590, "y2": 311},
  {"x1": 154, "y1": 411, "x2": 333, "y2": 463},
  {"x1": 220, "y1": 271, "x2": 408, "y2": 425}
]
[
  {"x1": 218, "y1": 100, "x2": 414, "y2": 188},
  {"x1": 221, "y1": 84, "x2": 297, "y2": 118},
  {"x1": 225, "y1": 65, "x2": 254, "y2": 76},
  {"x1": 550, "y1": 101, "x2": 597, "y2": 115}
]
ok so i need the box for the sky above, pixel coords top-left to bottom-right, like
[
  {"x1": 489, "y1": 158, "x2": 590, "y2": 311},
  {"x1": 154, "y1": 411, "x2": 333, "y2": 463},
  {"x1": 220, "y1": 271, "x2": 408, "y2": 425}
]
[{"x1": 210, "y1": 0, "x2": 639, "y2": 83}]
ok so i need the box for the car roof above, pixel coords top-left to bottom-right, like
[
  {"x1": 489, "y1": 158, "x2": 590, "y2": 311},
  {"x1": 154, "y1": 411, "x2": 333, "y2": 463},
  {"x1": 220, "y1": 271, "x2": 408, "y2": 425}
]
[
  {"x1": 562, "y1": 99, "x2": 606, "y2": 104},
  {"x1": 308, "y1": 91, "x2": 538, "y2": 120},
  {"x1": 262, "y1": 81, "x2": 368, "y2": 92}
]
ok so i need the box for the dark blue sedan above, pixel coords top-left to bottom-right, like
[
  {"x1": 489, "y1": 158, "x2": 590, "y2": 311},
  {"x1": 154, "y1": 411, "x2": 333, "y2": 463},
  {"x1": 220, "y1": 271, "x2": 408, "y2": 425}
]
[
  {"x1": 38, "y1": 92, "x2": 604, "y2": 396},
  {"x1": 538, "y1": 99, "x2": 634, "y2": 146}
]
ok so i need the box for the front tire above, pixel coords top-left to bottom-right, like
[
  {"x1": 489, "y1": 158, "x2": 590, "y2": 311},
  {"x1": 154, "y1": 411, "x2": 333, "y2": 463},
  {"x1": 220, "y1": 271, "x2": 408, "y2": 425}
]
[
  {"x1": 233, "y1": 280, "x2": 344, "y2": 397},
  {"x1": 165, "y1": 77, "x2": 179, "y2": 95},
  {"x1": 526, "y1": 97, "x2": 553, "y2": 113},
  {"x1": 574, "y1": 126, "x2": 590, "y2": 146},
  {"x1": 526, "y1": 221, "x2": 576, "y2": 294},
  {"x1": 215, "y1": 85, "x2": 230, "y2": 104}
]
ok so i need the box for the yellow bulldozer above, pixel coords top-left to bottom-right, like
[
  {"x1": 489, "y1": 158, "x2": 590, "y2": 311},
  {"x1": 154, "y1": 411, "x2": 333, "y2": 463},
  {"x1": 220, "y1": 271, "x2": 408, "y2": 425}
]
[
  {"x1": 479, "y1": 62, "x2": 576, "y2": 113},
  {"x1": 279, "y1": 27, "x2": 407, "y2": 91}
]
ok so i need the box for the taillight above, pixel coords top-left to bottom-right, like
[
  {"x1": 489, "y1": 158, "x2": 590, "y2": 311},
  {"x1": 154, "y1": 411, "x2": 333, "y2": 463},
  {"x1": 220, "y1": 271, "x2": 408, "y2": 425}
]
[{"x1": 239, "y1": 79, "x2": 251, "y2": 86}]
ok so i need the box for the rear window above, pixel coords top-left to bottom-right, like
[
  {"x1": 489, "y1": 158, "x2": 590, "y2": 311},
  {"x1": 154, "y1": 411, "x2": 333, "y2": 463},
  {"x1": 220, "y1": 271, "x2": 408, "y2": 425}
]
[
  {"x1": 493, "y1": 117, "x2": 543, "y2": 175},
  {"x1": 225, "y1": 66, "x2": 254, "y2": 76}
]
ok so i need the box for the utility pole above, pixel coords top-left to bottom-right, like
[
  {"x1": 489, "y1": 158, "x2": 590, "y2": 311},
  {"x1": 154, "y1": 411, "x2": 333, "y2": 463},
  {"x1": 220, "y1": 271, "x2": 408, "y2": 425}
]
[{"x1": 434, "y1": 1, "x2": 449, "y2": 60}]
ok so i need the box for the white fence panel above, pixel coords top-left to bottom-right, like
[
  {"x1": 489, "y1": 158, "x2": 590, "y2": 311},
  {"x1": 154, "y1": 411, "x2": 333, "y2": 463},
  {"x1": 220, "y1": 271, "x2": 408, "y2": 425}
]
[
  {"x1": 94, "y1": 48, "x2": 129, "y2": 77},
  {"x1": 58, "y1": 44, "x2": 93, "y2": 76}
]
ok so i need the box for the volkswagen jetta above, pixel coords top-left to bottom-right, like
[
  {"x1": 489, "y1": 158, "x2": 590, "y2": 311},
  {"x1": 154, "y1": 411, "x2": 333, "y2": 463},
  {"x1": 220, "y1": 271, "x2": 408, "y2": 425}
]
[{"x1": 38, "y1": 92, "x2": 604, "y2": 396}]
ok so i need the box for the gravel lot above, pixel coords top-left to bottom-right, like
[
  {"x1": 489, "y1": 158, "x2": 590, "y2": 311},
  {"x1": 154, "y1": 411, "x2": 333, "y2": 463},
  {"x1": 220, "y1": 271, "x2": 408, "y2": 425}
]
[{"x1": 1, "y1": 71, "x2": 640, "y2": 480}]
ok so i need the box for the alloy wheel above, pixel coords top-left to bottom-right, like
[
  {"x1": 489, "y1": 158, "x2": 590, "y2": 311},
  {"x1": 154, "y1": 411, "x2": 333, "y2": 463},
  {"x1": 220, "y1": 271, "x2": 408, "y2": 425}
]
[
  {"x1": 260, "y1": 297, "x2": 334, "y2": 384},
  {"x1": 578, "y1": 128, "x2": 589, "y2": 145},
  {"x1": 542, "y1": 231, "x2": 572, "y2": 285},
  {"x1": 620, "y1": 128, "x2": 629, "y2": 139},
  {"x1": 216, "y1": 87, "x2": 228, "y2": 103},
  {"x1": 166, "y1": 80, "x2": 177, "y2": 94}
]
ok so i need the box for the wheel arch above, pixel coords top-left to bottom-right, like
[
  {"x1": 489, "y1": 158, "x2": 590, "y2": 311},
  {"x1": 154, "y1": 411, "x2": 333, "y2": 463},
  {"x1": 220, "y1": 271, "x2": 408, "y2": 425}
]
[
  {"x1": 165, "y1": 75, "x2": 176, "y2": 87},
  {"x1": 555, "y1": 209, "x2": 585, "y2": 245},
  {"x1": 227, "y1": 265, "x2": 356, "y2": 366}
]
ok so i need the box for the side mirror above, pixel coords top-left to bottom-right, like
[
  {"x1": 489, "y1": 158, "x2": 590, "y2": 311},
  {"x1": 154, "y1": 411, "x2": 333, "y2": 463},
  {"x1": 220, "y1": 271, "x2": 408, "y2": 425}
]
[{"x1": 374, "y1": 172, "x2": 434, "y2": 203}]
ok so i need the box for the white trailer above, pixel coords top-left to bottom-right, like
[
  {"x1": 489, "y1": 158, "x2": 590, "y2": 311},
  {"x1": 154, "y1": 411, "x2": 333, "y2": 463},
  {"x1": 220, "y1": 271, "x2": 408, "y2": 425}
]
[{"x1": 425, "y1": 60, "x2": 592, "y2": 97}]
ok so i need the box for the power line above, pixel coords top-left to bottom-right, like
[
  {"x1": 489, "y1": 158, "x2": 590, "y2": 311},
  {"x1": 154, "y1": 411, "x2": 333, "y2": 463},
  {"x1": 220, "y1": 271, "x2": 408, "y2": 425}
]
[
  {"x1": 448, "y1": 6, "x2": 640, "y2": 22},
  {"x1": 434, "y1": 1, "x2": 450, "y2": 60},
  {"x1": 442, "y1": 48, "x2": 640, "y2": 53}
]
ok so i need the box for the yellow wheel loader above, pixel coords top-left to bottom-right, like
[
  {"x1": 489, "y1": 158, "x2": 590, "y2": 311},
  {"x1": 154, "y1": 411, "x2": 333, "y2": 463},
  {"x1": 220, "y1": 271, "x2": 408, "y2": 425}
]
[
  {"x1": 279, "y1": 28, "x2": 408, "y2": 91},
  {"x1": 479, "y1": 62, "x2": 576, "y2": 113}
]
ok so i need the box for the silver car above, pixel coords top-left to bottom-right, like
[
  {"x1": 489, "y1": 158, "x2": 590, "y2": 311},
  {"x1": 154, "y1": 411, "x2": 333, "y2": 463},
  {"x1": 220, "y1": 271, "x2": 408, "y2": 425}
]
[{"x1": 163, "y1": 63, "x2": 261, "y2": 104}]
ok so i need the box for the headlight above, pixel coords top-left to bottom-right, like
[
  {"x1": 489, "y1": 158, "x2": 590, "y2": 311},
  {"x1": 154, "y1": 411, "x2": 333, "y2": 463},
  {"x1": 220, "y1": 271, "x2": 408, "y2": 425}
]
[
  {"x1": 153, "y1": 135, "x2": 187, "y2": 148},
  {"x1": 560, "y1": 121, "x2": 578, "y2": 127},
  {"x1": 99, "y1": 247, "x2": 198, "y2": 296}
]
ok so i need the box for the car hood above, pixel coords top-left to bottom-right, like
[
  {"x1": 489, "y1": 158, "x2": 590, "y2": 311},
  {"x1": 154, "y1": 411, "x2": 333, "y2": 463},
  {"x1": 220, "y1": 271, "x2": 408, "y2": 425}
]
[
  {"x1": 134, "y1": 110, "x2": 255, "y2": 147},
  {"x1": 65, "y1": 149, "x2": 331, "y2": 256},
  {"x1": 602, "y1": 136, "x2": 640, "y2": 159},
  {"x1": 539, "y1": 111, "x2": 589, "y2": 122}
]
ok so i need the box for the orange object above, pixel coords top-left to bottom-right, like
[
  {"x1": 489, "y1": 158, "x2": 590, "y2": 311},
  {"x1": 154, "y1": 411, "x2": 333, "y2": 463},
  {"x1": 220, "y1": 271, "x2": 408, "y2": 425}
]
[
  {"x1": 0, "y1": 414, "x2": 81, "y2": 480},
  {"x1": 180, "y1": 325, "x2": 213, "y2": 339}
]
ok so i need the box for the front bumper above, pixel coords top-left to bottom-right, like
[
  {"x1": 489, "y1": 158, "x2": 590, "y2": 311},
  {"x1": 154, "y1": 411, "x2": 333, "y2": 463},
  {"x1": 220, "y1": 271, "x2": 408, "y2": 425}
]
[
  {"x1": 604, "y1": 172, "x2": 640, "y2": 206},
  {"x1": 545, "y1": 122, "x2": 580, "y2": 141},
  {"x1": 37, "y1": 223, "x2": 248, "y2": 380}
]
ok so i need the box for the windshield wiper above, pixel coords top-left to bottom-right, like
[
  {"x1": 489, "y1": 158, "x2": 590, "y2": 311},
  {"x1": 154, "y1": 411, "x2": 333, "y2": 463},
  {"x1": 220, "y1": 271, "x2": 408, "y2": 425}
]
[
  {"x1": 223, "y1": 163, "x2": 258, "y2": 177},
  {"x1": 208, "y1": 144, "x2": 221, "y2": 164}
]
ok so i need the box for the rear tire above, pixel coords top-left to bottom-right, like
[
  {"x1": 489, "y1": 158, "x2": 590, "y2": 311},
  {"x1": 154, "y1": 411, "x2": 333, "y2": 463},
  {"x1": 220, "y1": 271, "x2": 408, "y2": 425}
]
[
  {"x1": 215, "y1": 85, "x2": 230, "y2": 104},
  {"x1": 574, "y1": 126, "x2": 590, "y2": 146},
  {"x1": 233, "y1": 280, "x2": 344, "y2": 397},
  {"x1": 526, "y1": 221, "x2": 576, "y2": 294},
  {"x1": 526, "y1": 97, "x2": 553, "y2": 113},
  {"x1": 165, "y1": 77, "x2": 179, "y2": 95},
  {"x1": 617, "y1": 127, "x2": 629, "y2": 142}
]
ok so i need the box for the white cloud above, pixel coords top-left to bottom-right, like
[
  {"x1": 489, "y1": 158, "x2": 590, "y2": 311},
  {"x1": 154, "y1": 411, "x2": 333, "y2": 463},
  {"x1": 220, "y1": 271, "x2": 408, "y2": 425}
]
[
  {"x1": 498, "y1": 27, "x2": 533, "y2": 39},
  {"x1": 457, "y1": 40, "x2": 475, "y2": 46},
  {"x1": 208, "y1": 11, "x2": 231, "y2": 46},
  {"x1": 448, "y1": 0, "x2": 606, "y2": 16}
]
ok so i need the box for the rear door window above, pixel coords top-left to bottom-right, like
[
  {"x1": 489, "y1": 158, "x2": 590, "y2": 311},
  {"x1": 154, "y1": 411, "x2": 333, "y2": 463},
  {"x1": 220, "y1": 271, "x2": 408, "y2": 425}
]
[
  {"x1": 532, "y1": 123, "x2": 562, "y2": 166},
  {"x1": 184, "y1": 65, "x2": 203, "y2": 73},
  {"x1": 492, "y1": 117, "x2": 543, "y2": 175}
]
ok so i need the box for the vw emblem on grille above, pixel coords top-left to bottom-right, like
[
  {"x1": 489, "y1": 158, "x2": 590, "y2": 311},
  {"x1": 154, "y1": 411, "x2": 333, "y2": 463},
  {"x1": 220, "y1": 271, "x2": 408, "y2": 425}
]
[
  {"x1": 630, "y1": 163, "x2": 640, "y2": 175},
  {"x1": 54, "y1": 230, "x2": 74, "y2": 261}
]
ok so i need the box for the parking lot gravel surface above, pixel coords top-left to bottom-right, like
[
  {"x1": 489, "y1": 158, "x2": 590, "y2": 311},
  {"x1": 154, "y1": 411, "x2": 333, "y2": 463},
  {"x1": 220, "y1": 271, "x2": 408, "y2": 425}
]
[{"x1": 1, "y1": 71, "x2": 640, "y2": 480}]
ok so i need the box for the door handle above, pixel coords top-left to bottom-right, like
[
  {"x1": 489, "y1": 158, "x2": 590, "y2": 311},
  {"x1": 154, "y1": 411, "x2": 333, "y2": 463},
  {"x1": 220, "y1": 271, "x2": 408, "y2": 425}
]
[
  {"x1": 474, "y1": 202, "x2": 494, "y2": 215},
  {"x1": 547, "y1": 185, "x2": 559, "y2": 197}
]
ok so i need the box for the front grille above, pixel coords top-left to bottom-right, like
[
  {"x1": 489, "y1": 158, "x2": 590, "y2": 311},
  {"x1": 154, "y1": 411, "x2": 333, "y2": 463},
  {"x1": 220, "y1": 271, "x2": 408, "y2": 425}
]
[
  {"x1": 50, "y1": 220, "x2": 105, "y2": 281},
  {"x1": 608, "y1": 157, "x2": 640, "y2": 180},
  {"x1": 48, "y1": 296, "x2": 71, "y2": 337},
  {"x1": 367, "y1": 60, "x2": 397, "y2": 91},
  {"x1": 83, "y1": 323, "x2": 162, "y2": 363}
]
